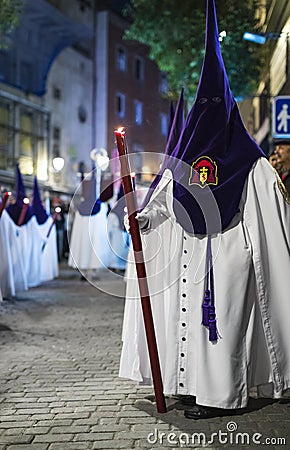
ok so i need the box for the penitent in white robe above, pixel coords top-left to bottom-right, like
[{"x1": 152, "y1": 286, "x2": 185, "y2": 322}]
[
  {"x1": 38, "y1": 217, "x2": 59, "y2": 282},
  {"x1": 68, "y1": 203, "x2": 111, "y2": 271},
  {"x1": 119, "y1": 158, "x2": 290, "y2": 409},
  {"x1": 0, "y1": 210, "x2": 28, "y2": 298}
]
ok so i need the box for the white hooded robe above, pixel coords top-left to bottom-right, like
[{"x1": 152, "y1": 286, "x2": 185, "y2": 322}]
[{"x1": 119, "y1": 158, "x2": 290, "y2": 409}]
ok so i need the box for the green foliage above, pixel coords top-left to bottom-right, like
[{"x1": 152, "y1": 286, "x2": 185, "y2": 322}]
[
  {"x1": 0, "y1": 0, "x2": 23, "y2": 49},
  {"x1": 123, "y1": 0, "x2": 268, "y2": 102}
]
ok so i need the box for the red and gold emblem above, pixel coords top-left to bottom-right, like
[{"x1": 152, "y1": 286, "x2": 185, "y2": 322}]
[{"x1": 189, "y1": 156, "x2": 218, "y2": 188}]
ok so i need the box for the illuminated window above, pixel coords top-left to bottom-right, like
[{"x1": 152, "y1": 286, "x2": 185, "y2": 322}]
[
  {"x1": 116, "y1": 93, "x2": 125, "y2": 118},
  {"x1": 160, "y1": 113, "x2": 168, "y2": 136},
  {"x1": 0, "y1": 95, "x2": 49, "y2": 177},
  {"x1": 116, "y1": 46, "x2": 126, "y2": 71},
  {"x1": 19, "y1": 110, "x2": 34, "y2": 175},
  {"x1": 160, "y1": 73, "x2": 168, "y2": 94},
  {"x1": 134, "y1": 100, "x2": 143, "y2": 125}
]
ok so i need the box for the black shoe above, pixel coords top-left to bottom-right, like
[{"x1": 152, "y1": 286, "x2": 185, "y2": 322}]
[
  {"x1": 180, "y1": 395, "x2": 196, "y2": 406},
  {"x1": 184, "y1": 404, "x2": 236, "y2": 420}
]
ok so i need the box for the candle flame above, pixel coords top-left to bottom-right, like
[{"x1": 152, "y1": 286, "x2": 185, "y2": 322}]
[
  {"x1": 23, "y1": 197, "x2": 29, "y2": 204},
  {"x1": 55, "y1": 206, "x2": 61, "y2": 214},
  {"x1": 115, "y1": 126, "x2": 125, "y2": 135}
]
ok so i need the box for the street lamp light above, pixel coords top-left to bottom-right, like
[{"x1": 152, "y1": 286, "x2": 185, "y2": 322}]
[{"x1": 52, "y1": 156, "x2": 65, "y2": 172}]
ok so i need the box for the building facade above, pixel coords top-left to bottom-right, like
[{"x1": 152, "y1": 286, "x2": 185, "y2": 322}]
[
  {"x1": 0, "y1": 0, "x2": 169, "y2": 202},
  {"x1": 239, "y1": 0, "x2": 290, "y2": 155}
]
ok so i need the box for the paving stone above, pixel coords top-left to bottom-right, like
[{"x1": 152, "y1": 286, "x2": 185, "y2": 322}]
[
  {"x1": 0, "y1": 421, "x2": 35, "y2": 428},
  {"x1": 92, "y1": 441, "x2": 134, "y2": 449},
  {"x1": 49, "y1": 444, "x2": 92, "y2": 450},
  {"x1": 50, "y1": 425, "x2": 89, "y2": 434},
  {"x1": 0, "y1": 435, "x2": 34, "y2": 444},
  {"x1": 36, "y1": 419, "x2": 73, "y2": 427},
  {"x1": 33, "y1": 434, "x2": 74, "y2": 443},
  {"x1": 74, "y1": 433, "x2": 114, "y2": 442},
  {"x1": 6, "y1": 445, "x2": 49, "y2": 450}
]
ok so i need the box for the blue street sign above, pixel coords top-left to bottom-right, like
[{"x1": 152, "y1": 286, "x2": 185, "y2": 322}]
[{"x1": 272, "y1": 96, "x2": 290, "y2": 139}]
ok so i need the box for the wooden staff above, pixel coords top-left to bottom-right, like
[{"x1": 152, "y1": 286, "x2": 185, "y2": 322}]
[
  {"x1": 114, "y1": 128, "x2": 167, "y2": 414},
  {"x1": 41, "y1": 207, "x2": 61, "y2": 252},
  {"x1": 17, "y1": 197, "x2": 29, "y2": 226},
  {"x1": 0, "y1": 191, "x2": 11, "y2": 218}
]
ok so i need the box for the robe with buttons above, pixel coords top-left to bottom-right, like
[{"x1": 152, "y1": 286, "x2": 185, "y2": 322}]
[{"x1": 119, "y1": 158, "x2": 290, "y2": 409}]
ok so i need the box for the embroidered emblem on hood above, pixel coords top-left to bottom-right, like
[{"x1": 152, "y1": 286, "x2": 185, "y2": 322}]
[{"x1": 189, "y1": 156, "x2": 218, "y2": 188}]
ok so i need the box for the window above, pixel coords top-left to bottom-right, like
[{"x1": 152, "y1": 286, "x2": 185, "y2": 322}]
[
  {"x1": 134, "y1": 56, "x2": 144, "y2": 81},
  {"x1": 116, "y1": 46, "x2": 126, "y2": 71},
  {"x1": 116, "y1": 93, "x2": 125, "y2": 118},
  {"x1": 0, "y1": 94, "x2": 49, "y2": 176},
  {"x1": 160, "y1": 73, "x2": 168, "y2": 94},
  {"x1": 132, "y1": 143, "x2": 143, "y2": 181},
  {"x1": 19, "y1": 110, "x2": 34, "y2": 175},
  {"x1": 53, "y1": 86, "x2": 62, "y2": 100},
  {"x1": 160, "y1": 113, "x2": 168, "y2": 136},
  {"x1": 134, "y1": 100, "x2": 143, "y2": 125},
  {"x1": 0, "y1": 102, "x2": 10, "y2": 169},
  {"x1": 53, "y1": 126, "x2": 61, "y2": 140}
]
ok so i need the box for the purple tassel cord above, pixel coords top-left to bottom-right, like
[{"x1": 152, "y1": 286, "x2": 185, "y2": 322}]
[
  {"x1": 208, "y1": 305, "x2": 218, "y2": 342},
  {"x1": 202, "y1": 236, "x2": 220, "y2": 342},
  {"x1": 202, "y1": 289, "x2": 210, "y2": 326}
]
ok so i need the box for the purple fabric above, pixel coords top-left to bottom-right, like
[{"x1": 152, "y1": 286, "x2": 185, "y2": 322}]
[
  {"x1": 164, "y1": 0, "x2": 265, "y2": 234},
  {"x1": 32, "y1": 177, "x2": 48, "y2": 225},
  {"x1": 6, "y1": 165, "x2": 33, "y2": 225}
]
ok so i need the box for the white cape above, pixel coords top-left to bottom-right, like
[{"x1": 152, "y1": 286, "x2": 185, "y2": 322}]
[{"x1": 119, "y1": 158, "x2": 290, "y2": 409}]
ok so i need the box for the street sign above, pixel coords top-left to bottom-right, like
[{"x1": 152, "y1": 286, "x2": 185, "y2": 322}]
[{"x1": 272, "y1": 95, "x2": 290, "y2": 139}]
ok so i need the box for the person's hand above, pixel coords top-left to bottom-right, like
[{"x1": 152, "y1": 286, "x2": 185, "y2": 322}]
[
  {"x1": 135, "y1": 212, "x2": 149, "y2": 229},
  {"x1": 124, "y1": 214, "x2": 130, "y2": 233},
  {"x1": 124, "y1": 213, "x2": 149, "y2": 233}
]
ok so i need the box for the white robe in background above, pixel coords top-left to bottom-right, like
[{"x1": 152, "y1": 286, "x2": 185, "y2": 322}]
[
  {"x1": 16, "y1": 216, "x2": 43, "y2": 288},
  {"x1": 0, "y1": 210, "x2": 28, "y2": 298},
  {"x1": 107, "y1": 211, "x2": 129, "y2": 271},
  {"x1": 68, "y1": 203, "x2": 111, "y2": 270},
  {"x1": 119, "y1": 158, "x2": 290, "y2": 409},
  {"x1": 38, "y1": 217, "x2": 59, "y2": 282}
]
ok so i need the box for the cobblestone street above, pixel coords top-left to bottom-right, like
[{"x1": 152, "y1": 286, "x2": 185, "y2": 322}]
[{"x1": 0, "y1": 263, "x2": 289, "y2": 450}]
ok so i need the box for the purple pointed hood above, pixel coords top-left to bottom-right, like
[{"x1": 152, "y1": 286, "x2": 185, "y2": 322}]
[
  {"x1": 7, "y1": 165, "x2": 33, "y2": 225},
  {"x1": 167, "y1": 0, "x2": 265, "y2": 234},
  {"x1": 32, "y1": 177, "x2": 48, "y2": 225}
]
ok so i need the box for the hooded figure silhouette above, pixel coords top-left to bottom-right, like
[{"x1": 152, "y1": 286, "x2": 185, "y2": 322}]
[{"x1": 119, "y1": 0, "x2": 290, "y2": 419}]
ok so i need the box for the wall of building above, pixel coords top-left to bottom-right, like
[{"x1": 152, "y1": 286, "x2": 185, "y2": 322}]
[
  {"x1": 0, "y1": 0, "x2": 171, "y2": 200},
  {"x1": 45, "y1": 47, "x2": 94, "y2": 191}
]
